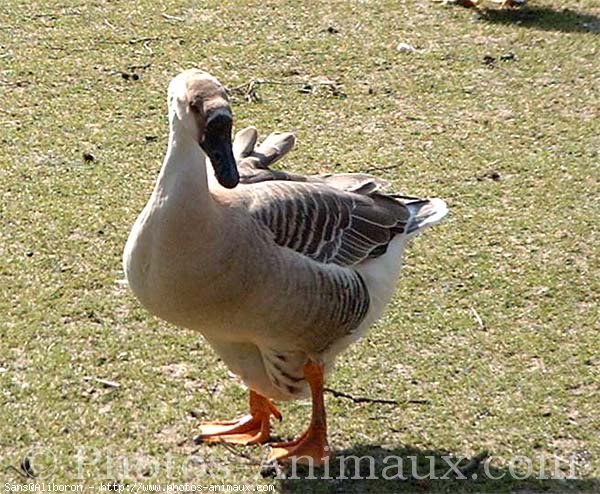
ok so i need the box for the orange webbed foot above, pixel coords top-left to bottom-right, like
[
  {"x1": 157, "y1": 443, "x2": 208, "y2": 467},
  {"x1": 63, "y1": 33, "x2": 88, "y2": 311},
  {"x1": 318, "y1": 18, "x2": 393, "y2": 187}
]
[
  {"x1": 194, "y1": 391, "x2": 281, "y2": 445},
  {"x1": 268, "y1": 425, "x2": 332, "y2": 466}
]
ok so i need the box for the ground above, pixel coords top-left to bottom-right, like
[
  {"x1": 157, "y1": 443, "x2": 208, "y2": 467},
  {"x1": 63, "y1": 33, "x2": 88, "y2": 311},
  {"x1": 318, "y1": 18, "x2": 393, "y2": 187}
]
[{"x1": 0, "y1": 0, "x2": 598, "y2": 492}]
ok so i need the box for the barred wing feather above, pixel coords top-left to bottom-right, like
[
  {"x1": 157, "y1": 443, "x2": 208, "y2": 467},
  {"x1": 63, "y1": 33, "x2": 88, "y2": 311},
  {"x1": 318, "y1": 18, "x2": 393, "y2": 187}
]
[{"x1": 247, "y1": 181, "x2": 416, "y2": 267}]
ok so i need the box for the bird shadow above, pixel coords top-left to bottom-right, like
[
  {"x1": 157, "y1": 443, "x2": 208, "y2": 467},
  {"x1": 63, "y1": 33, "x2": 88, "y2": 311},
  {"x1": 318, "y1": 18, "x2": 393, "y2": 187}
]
[
  {"x1": 269, "y1": 444, "x2": 597, "y2": 493},
  {"x1": 477, "y1": 5, "x2": 600, "y2": 34}
]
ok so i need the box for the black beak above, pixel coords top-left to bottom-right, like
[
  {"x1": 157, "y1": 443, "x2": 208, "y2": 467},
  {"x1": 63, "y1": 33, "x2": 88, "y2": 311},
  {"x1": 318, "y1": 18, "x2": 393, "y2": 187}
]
[{"x1": 200, "y1": 113, "x2": 239, "y2": 189}]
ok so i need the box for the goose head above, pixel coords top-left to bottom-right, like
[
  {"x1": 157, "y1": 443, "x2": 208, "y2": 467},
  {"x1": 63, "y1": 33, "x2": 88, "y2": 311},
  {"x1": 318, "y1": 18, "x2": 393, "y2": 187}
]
[{"x1": 167, "y1": 69, "x2": 239, "y2": 189}]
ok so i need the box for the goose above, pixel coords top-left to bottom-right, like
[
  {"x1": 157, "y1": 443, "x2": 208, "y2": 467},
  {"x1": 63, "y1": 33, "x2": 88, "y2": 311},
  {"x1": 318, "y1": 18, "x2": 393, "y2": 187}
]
[{"x1": 123, "y1": 69, "x2": 448, "y2": 466}]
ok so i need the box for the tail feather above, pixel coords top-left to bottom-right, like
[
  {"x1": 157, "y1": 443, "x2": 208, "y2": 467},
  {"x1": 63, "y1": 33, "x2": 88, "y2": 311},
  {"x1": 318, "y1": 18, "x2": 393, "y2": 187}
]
[
  {"x1": 404, "y1": 198, "x2": 448, "y2": 235},
  {"x1": 254, "y1": 131, "x2": 296, "y2": 168},
  {"x1": 232, "y1": 126, "x2": 258, "y2": 161},
  {"x1": 235, "y1": 127, "x2": 296, "y2": 170}
]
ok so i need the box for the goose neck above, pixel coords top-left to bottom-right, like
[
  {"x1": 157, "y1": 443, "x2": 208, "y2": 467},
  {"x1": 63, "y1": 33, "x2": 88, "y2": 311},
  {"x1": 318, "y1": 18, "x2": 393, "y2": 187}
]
[{"x1": 156, "y1": 126, "x2": 211, "y2": 202}]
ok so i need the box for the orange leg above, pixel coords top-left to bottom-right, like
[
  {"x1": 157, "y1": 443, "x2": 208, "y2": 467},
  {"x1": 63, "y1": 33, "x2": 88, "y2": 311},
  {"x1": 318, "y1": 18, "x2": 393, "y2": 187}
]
[
  {"x1": 194, "y1": 390, "x2": 281, "y2": 445},
  {"x1": 268, "y1": 361, "x2": 332, "y2": 466}
]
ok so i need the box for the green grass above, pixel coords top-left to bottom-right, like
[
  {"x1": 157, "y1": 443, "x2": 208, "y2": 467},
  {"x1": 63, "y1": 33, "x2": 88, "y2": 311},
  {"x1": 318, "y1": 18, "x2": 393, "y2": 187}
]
[{"x1": 1, "y1": 0, "x2": 599, "y2": 491}]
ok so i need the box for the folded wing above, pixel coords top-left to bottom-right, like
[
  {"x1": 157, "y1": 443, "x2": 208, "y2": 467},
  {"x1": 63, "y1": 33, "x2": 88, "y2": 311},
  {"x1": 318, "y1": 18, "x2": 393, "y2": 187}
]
[{"x1": 246, "y1": 181, "x2": 430, "y2": 267}]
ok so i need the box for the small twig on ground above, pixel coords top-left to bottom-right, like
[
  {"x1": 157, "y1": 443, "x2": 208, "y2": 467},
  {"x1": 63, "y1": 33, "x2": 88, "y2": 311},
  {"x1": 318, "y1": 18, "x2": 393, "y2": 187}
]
[
  {"x1": 99, "y1": 36, "x2": 181, "y2": 47},
  {"x1": 96, "y1": 378, "x2": 120, "y2": 388},
  {"x1": 221, "y1": 443, "x2": 262, "y2": 464},
  {"x1": 162, "y1": 13, "x2": 185, "y2": 22},
  {"x1": 44, "y1": 46, "x2": 89, "y2": 53},
  {"x1": 363, "y1": 163, "x2": 403, "y2": 174},
  {"x1": 129, "y1": 36, "x2": 159, "y2": 45},
  {"x1": 4, "y1": 464, "x2": 29, "y2": 479},
  {"x1": 459, "y1": 450, "x2": 489, "y2": 476},
  {"x1": 128, "y1": 63, "x2": 152, "y2": 71},
  {"x1": 177, "y1": 438, "x2": 188, "y2": 447},
  {"x1": 30, "y1": 13, "x2": 57, "y2": 19},
  {"x1": 324, "y1": 387, "x2": 430, "y2": 405},
  {"x1": 184, "y1": 440, "x2": 261, "y2": 465},
  {"x1": 228, "y1": 79, "x2": 345, "y2": 102},
  {"x1": 29, "y1": 11, "x2": 81, "y2": 19},
  {"x1": 228, "y1": 80, "x2": 319, "y2": 92},
  {"x1": 470, "y1": 307, "x2": 486, "y2": 330}
]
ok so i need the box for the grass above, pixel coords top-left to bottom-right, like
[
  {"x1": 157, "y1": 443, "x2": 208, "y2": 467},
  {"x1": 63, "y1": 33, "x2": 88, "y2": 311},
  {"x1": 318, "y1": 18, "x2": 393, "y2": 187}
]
[{"x1": 1, "y1": 0, "x2": 599, "y2": 491}]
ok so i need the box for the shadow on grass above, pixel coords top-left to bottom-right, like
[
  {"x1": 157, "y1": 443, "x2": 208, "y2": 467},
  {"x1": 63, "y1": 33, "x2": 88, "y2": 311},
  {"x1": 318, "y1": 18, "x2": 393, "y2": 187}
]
[
  {"x1": 272, "y1": 444, "x2": 597, "y2": 493},
  {"x1": 478, "y1": 6, "x2": 600, "y2": 34}
]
